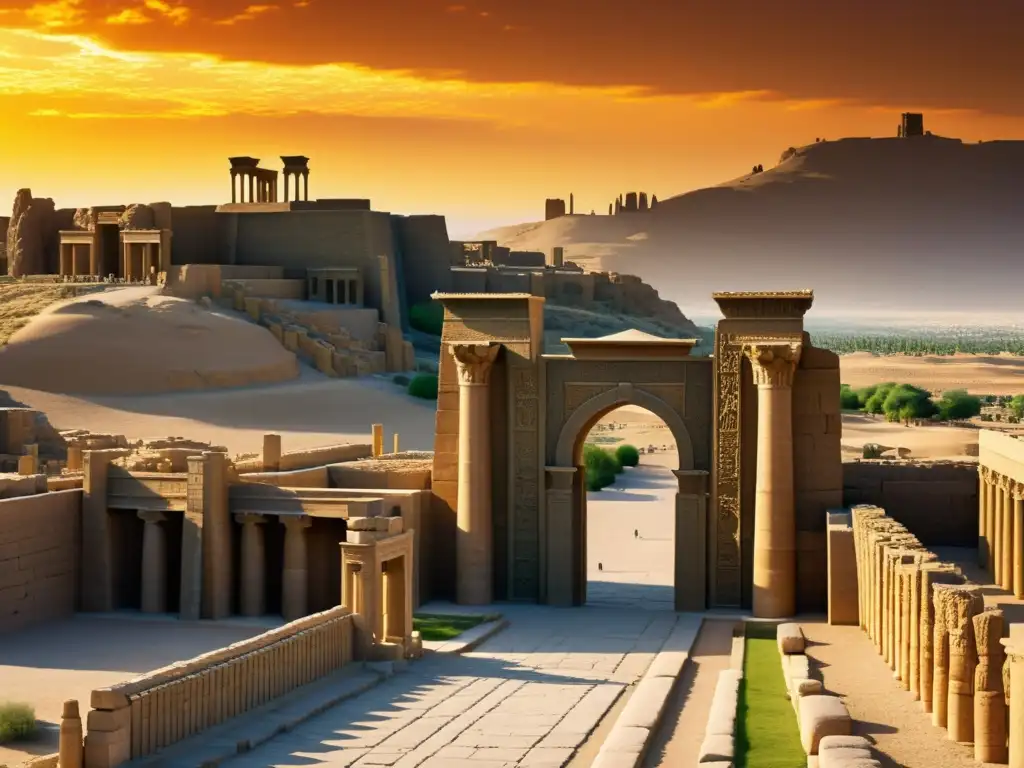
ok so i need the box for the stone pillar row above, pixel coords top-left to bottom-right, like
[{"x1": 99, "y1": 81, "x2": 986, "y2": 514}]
[
  {"x1": 978, "y1": 467, "x2": 1024, "y2": 600},
  {"x1": 851, "y1": 505, "x2": 1022, "y2": 766}
]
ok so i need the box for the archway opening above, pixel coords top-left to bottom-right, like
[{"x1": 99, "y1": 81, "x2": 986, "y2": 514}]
[{"x1": 575, "y1": 404, "x2": 678, "y2": 610}]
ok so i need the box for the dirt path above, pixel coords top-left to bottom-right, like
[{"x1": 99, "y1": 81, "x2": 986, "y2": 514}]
[
  {"x1": 642, "y1": 619, "x2": 735, "y2": 767},
  {"x1": 802, "y1": 621, "x2": 996, "y2": 768}
]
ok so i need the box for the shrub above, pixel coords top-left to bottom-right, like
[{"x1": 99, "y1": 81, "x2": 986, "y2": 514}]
[
  {"x1": 1010, "y1": 395, "x2": 1024, "y2": 419},
  {"x1": 839, "y1": 384, "x2": 860, "y2": 410},
  {"x1": 935, "y1": 389, "x2": 982, "y2": 421},
  {"x1": 407, "y1": 374, "x2": 438, "y2": 400},
  {"x1": 0, "y1": 702, "x2": 37, "y2": 744},
  {"x1": 583, "y1": 445, "x2": 619, "y2": 491},
  {"x1": 392, "y1": 374, "x2": 410, "y2": 387},
  {"x1": 408, "y1": 301, "x2": 444, "y2": 337},
  {"x1": 615, "y1": 444, "x2": 640, "y2": 467}
]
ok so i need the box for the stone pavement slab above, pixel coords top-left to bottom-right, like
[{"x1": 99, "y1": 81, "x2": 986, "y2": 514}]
[{"x1": 218, "y1": 605, "x2": 683, "y2": 767}]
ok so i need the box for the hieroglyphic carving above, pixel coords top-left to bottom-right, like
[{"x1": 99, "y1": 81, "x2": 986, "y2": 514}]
[
  {"x1": 714, "y1": 331, "x2": 742, "y2": 606},
  {"x1": 510, "y1": 363, "x2": 540, "y2": 599}
]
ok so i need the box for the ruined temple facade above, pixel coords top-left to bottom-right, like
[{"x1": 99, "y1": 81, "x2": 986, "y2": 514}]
[{"x1": 429, "y1": 290, "x2": 842, "y2": 616}]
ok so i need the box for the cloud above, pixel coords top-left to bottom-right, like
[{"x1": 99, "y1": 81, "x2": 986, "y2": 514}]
[
  {"x1": 214, "y1": 3, "x2": 276, "y2": 25},
  {"x1": 0, "y1": 0, "x2": 1022, "y2": 116},
  {"x1": 106, "y1": 7, "x2": 149, "y2": 24},
  {"x1": 23, "y1": 0, "x2": 83, "y2": 28}
]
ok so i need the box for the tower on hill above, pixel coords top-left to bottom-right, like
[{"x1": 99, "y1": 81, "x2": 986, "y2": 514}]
[{"x1": 901, "y1": 112, "x2": 924, "y2": 138}]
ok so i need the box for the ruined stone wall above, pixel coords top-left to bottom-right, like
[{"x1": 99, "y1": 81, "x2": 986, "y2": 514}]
[
  {"x1": 0, "y1": 489, "x2": 82, "y2": 634},
  {"x1": 392, "y1": 215, "x2": 454, "y2": 306},
  {"x1": 451, "y1": 269, "x2": 488, "y2": 293},
  {"x1": 169, "y1": 205, "x2": 220, "y2": 264},
  {"x1": 842, "y1": 460, "x2": 978, "y2": 546},
  {"x1": 229, "y1": 209, "x2": 396, "y2": 322},
  {"x1": 792, "y1": 342, "x2": 844, "y2": 612}
]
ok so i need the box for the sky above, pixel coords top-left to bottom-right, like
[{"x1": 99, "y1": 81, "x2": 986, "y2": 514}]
[{"x1": 1, "y1": 0, "x2": 1023, "y2": 237}]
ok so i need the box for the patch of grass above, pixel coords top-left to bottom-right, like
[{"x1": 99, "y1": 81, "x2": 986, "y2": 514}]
[
  {"x1": 0, "y1": 283, "x2": 94, "y2": 345},
  {"x1": 734, "y1": 623, "x2": 805, "y2": 768},
  {"x1": 0, "y1": 701, "x2": 37, "y2": 744},
  {"x1": 412, "y1": 613, "x2": 499, "y2": 641}
]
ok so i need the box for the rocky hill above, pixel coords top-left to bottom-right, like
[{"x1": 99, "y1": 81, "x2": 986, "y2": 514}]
[{"x1": 477, "y1": 135, "x2": 1024, "y2": 315}]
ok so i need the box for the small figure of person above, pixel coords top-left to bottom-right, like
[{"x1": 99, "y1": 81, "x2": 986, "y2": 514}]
[
  {"x1": 634, "y1": 529, "x2": 639, "y2": 539},
  {"x1": 598, "y1": 562, "x2": 603, "y2": 571}
]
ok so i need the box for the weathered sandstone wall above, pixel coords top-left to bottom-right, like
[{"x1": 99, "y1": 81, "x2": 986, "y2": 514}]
[
  {"x1": 392, "y1": 214, "x2": 454, "y2": 306},
  {"x1": 842, "y1": 460, "x2": 978, "y2": 546},
  {"x1": 0, "y1": 489, "x2": 82, "y2": 634}
]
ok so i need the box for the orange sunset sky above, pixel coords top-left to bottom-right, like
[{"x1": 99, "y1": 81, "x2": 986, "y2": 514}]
[{"x1": 1, "y1": 0, "x2": 1023, "y2": 236}]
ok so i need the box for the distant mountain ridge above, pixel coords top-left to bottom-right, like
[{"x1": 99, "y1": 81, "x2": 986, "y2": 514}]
[{"x1": 476, "y1": 135, "x2": 1024, "y2": 315}]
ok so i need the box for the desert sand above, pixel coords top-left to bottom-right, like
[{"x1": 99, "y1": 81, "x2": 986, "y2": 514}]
[
  {"x1": 839, "y1": 351, "x2": 1024, "y2": 396},
  {"x1": 0, "y1": 286, "x2": 299, "y2": 395}
]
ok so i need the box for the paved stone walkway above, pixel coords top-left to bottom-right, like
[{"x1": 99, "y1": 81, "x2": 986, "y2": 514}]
[{"x1": 222, "y1": 605, "x2": 686, "y2": 767}]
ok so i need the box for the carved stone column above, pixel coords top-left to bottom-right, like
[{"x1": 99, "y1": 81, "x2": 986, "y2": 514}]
[
  {"x1": 1002, "y1": 637, "x2": 1024, "y2": 768},
  {"x1": 1003, "y1": 481, "x2": 1016, "y2": 592},
  {"x1": 974, "y1": 609, "x2": 1007, "y2": 763},
  {"x1": 920, "y1": 566, "x2": 960, "y2": 714},
  {"x1": 138, "y1": 511, "x2": 168, "y2": 614},
  {"x1": 995, "y1": 476, "x2": 1008, "y2": 586},
  {"x1": 281, "y1": 515, "x2": 312, "y2": 620},
  {"x1": 979, "y1": 467, "x2": 990, "y2": 568},
  {"x1": 545, "y1": 466, "x2": 578, "y2": 607},
  {"x1": 451, "y1": 343, "x2": 500, "y2": 605},
  {"x1": 743, "y1": 341, "x2": 801, "y2": 619},
  {"x1": 946, "y1": 585, "x2": 984, "y2": 743},
  {"x1": 236, "y1": 513, "x2": 267, "y2": 617},
  {"x1": 987, "y1": 474, "x2": 998, "y2": 578},
  {"x1": 1015, "y1": 488, "x2": 1024, "y2": 599},
  {"x1": 933, "y1": 583, "x2": 957, "y2": 728}
]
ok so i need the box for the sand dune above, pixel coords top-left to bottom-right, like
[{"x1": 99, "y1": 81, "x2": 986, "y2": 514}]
[{"x1": 0, "y1": 287, "x2": 300, "y2": 396}]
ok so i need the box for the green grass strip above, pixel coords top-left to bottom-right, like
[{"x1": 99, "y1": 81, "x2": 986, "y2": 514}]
[
  {"x1": 411, "y1": 613, "x2": 499, "y2": 642},
  {"x1": 734, "y1": 623, "x2": 806, "y2": 768}
]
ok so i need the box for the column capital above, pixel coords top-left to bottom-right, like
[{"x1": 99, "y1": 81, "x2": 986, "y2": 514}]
[
  {"x1": 980, "y1": 465, "x2": 992, "y2": 483},
  {"x1": 1012, "y1": 481, "x2": 1024, "y2": 501},
  {"x1": 996, "y1": 473, "x2": 1012, "y2": 491},
  {"x1": 138, "y1": 510, "x2": 167, "y2": 524},
  {"x1": 235, "y1": 513, "x2": 267, "y2": 525},
  {"x1": 1000, "y1": 638, "x2": 1024, "y2": 662},
  {"x1": 451, "y1": 343, "x2": 500, "y2": 385},
  {"x1": 544, "y1": 465, "x2": 578, "y2": 491},
  {"x1": 672, "y1": 468, "x2": 709, "y2": 496},
  {"x1": 743, "y1": 341, "x2": 802, "y2": 388},
  {"x1": 281, "y1": 514, "x2": 312, "y2": 530}
]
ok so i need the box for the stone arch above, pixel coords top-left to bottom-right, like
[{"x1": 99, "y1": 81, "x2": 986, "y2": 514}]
[{"x1": 554, "y1": 382, "x2": 695, "y2": 470}]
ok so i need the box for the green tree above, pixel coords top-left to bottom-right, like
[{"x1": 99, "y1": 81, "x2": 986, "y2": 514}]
[
  {"x1": 936, "y1": 389, "x2": 982, "y2": 421},
  {"x1": 1009, "y1": 395, "x2": 1024, "y2": 419},
  {"x1": 615, "y1": 444, "x2": 640, "y2": 467},
  {"x1": 839, "y1": 384, "x2": 860, "y2": 410},
  {"x1": 880, "y1": 384, "x2": 936, "y2": 423}
]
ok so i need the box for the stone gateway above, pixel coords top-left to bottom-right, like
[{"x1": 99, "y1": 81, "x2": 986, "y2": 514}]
[{"x1": 429, "y1": 290, "x2": 842, "y2": 617}]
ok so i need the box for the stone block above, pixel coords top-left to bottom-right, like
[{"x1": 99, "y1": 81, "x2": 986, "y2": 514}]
[
  {"x1": 778, "y1": 623, "x2": 806, "y2": 654},
  {"x1": 784, "y1": 653, "x2": 812, "y2": 683},
  {"x1": 799, "y1": 695, "x2": 852, "y2": 755},
  {"x1": 795, "y1": 678, "x2": 823, "y2": 697},
  {"x1": 346, "y1": 530, "x2": 385, "y2": 544},
  {"x1": 615, "y1": 675, "x2": 674, "y2": 730},
  {"x1": 698, "y1": 733, "x2": 735, "y2": 763}
]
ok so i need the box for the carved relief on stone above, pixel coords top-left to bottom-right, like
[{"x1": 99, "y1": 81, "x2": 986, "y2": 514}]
[
  {"x1": 442, "y1": 320, "x2": 528, "y2": 345},
  {"x1": 973, "y1": 609, "x2": 1007, "y2": 763},
  {"x1": 743, "y1": 342, "x2": 802, "y2": 388},
  {"x1": 450, "y1": 343, "x2": 500, "y2": 385},
  {"x1": 1012, "y1": 480, "x2": 1024, "y2": 502},
  {"x1": 713, "y1": 332, "x2": 743, "y2": 605},
  {"x1": 944, "y1": 585, "x2": 985, "y2": 742}
]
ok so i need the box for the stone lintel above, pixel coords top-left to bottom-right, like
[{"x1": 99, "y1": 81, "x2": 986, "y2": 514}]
[{"x1": 672, "y1": 468, "x2": 709, "y2": 496}]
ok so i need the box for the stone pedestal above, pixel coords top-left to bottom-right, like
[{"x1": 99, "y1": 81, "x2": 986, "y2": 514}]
[
  {"x1": 237, "y1": 514, "x2": 267, "y2": 617},
  {"x1": 139, "y1": 511, "x2": 168, "y2": 614},
  {"x1": 66, "y1": 446, "x2": 83, "y2": 472},
  {"x1": 946, "y1": 585, "x2": 984, "y2": 743},
  {"x1": 58, "y1": 699, "x2": 83, "y2": 768},
  {"x1": 974, "y1": 609, "x2": 1007, "y2": 763},
  {"x1": 281, "y1": 515, "x2": 312, "y2": 621},
  {"x1": 744, "y1": 342, "x2": 801, "y2": 619},
  {"x1": 262, "y1": 433, "x2": 281, "y2": 471},
  {"x1": 17, "y1": 454, "x2": 36, "y2": 475},
  {"x1": 372, "y1": 424, "x2": 384, "y2": 458},
  {"x1": 451, "y1": 343, "x2": 500, "y2": 605}
]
